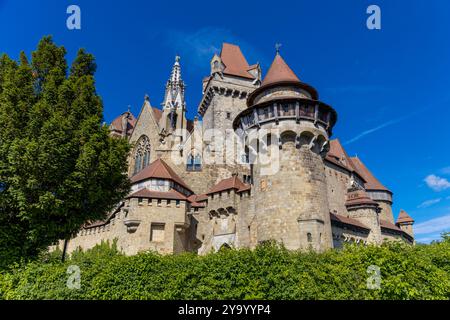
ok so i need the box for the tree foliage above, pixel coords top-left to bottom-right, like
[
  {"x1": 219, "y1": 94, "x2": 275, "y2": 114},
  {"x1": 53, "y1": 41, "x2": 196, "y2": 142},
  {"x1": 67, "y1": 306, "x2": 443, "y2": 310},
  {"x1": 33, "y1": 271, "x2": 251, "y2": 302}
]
[
  {"x1": 0, "y1": 36, "x2": 130, "y2": 269},
  {"x1": 1, "y1": 237, "x2": 449, "y2": 300}
]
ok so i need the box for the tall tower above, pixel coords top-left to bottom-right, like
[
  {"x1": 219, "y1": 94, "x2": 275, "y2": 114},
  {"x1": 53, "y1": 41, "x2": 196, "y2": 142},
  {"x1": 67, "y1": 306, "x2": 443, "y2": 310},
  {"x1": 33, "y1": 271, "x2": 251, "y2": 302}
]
[
  {"x1": 233, "y1": 51, "x2": 337, "y2": 251},
  {"x1": 160, "y1": 55, "x2": 188, "y2": 147},
  {"x1": 197, "y1": 43, "x2": 261, "y2": 182},
  {"x1": 198, "y1": 43, "x2": 261, "y2": 133}
]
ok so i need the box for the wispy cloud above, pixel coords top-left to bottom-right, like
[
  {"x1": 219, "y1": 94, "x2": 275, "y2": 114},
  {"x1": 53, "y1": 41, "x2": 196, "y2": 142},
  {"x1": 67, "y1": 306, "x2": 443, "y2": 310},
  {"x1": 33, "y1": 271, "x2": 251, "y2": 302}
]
[
  {"x1": 343, "y1": 107, "x2": 426, "y2": 146},
  {"x1": 424, "y1": 174, "x2": 450, "y2": 192},
  {"x1": 417, "y1": 198, "x2": 442, "y2": 209},
  {"x1": 343, "y1": 116, "x2": 405, "y2": 145},
  {"x1": 414, "y1": 213, "x2": 450, "y2": 235},
  {"x1": 162, "y1": 27, "x2": 266, "y2": 68}
]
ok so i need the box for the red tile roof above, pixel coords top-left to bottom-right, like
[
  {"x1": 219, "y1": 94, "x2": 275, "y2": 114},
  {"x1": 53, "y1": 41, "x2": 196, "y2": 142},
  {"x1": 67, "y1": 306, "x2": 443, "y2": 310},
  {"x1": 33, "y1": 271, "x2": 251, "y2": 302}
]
[
  {"x1": 396, "y1": 210, "x2": 414, "y2": 224},
  {"x1": 127, "y1": 188, "x2": 187, "y2": 200},
  {"x1": 187, "y1": 194, "x2": 208, "y2": 208},
  {"x1": 207, "y1": 175, "x2": 251, "y2": 195},
  {"x1": 130, "y1": 158, "x2": 192, "y2": 192},
  {"x1": 261, "y1": 54, "x2": 300, "y2": 86},
  {"x1": 110, "y1": 111, "x2": 136, "y2": 135},
  {"x1": 220, "y1": 43, "x2": 255, "y2": 79},
  {"x1": 326, "y1": 139, "x2": 357, "y2": 173},
  {"x1": 380, "y1": 219, "x2": 403, "y2": 233},
  {"x1": 330, "y1": 212, "x2": 370, "y2": 231},
  {"x1": 152, "y1": 107, "x2": 162, "y2": 123},
  {"x1": 345, "y1": 189, "x2": 378, "y2": 207},
  {"x1": 350, "y1": 156, "x2": 390, "y2": 192}
]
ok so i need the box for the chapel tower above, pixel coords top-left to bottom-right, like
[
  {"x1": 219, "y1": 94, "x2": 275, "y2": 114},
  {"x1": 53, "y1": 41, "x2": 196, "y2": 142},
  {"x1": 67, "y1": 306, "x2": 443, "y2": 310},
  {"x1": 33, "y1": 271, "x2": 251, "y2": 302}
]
[{"x1": 159, "y1": 55, "x2": 188, "y2": 148}]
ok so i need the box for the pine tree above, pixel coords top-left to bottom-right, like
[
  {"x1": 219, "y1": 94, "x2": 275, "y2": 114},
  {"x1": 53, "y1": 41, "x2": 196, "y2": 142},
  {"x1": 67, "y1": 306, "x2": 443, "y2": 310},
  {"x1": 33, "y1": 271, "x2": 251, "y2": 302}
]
[{"x1": 0, "y1": 36, "x2": 130, "y2": 268}]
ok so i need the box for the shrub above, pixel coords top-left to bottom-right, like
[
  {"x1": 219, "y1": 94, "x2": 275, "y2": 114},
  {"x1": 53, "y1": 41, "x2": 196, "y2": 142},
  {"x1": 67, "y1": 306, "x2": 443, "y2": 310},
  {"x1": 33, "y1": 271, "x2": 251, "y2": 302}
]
[{"x1": 1, "y1": 237, "x2": 449, "y2": 300}]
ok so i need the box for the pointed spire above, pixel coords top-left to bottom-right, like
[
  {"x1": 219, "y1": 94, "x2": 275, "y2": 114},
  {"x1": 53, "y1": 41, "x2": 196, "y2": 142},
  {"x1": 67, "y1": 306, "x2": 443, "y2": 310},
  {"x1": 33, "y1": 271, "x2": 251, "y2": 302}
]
[
  {"x1": 169, "y1": 55, "x2": 182, "y2": 84},
  {"x1": 396, "y1": 210, "x2": 414, "y2": 224},
  {"x1": 163, "y1": 55, "x2": 186, "y2": 110},
  {"x1": 262, "y1": 53, "x2": 300, "y2": 86}
]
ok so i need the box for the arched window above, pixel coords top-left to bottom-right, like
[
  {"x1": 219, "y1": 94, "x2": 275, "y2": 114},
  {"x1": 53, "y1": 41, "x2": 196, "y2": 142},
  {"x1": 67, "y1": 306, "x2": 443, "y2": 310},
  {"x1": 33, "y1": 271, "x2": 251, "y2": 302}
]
[
  {"x1": 307, "y1": 233, "x2": 313, "y2": 243},
  {"x1": 133, "y1": 135, "x2": 151, "y2": 175},
  {"x1": 280, "y1": 131, "x2": 296, "y2": 149},
  {"x1": 187, "y1": 151, "x2": 202, "y2": 171}
]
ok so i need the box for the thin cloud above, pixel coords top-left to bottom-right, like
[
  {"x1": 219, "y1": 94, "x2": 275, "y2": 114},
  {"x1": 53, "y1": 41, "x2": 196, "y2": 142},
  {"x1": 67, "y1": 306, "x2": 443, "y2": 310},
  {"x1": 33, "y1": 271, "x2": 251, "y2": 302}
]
[
  {"x1": 162, "y1": 27, "x2": 266, "y2": 68},
  {"x1": 343, "y1": 109, "x2": 424, "y2": 146},
  {"x1": 344, "y1": 117, "x2": 405, "y2": 145},
  {"x1": 414, "y1": 213, "x2": 450, "y2": 235},
  {"x1": 417, "y1": 198, "x2": 442, "y2": 209},
  {"x1": 424, "y1": 174, "x2": 450, "y2": 192}
]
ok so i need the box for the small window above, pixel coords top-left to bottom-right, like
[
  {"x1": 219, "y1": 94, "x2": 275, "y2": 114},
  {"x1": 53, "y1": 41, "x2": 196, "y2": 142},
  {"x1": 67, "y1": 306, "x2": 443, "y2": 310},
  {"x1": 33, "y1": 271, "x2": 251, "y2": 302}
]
[
  {"x1": 307, "y1": 233, "x2": 312, "y2": 243},
  {"x1": 187, "y1": 151, "x2": 202, "y2": 171},
  {"x1": 226, "y1": 112, "x2": 231, "y2": 119},
  {"x1": 176, "y1": 200, "x2": 180, "y2": 206},
  {"x1": 138, "y1": 198, "x2": 143, "y2": 204}
]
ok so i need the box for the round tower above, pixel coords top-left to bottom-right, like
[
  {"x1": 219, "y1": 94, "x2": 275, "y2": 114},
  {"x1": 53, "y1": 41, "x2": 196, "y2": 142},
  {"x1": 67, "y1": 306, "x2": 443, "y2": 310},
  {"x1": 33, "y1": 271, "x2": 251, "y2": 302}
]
[{"x1": 233, "y1": 52, "x2": 337, "y2": 251}]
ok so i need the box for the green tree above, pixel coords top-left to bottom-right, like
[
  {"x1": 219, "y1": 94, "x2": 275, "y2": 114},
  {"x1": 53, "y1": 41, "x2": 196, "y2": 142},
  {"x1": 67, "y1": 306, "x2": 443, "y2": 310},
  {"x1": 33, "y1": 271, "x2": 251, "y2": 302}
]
[{"x1": 0, "y1": 36, "x2": 130, "y2": 269}]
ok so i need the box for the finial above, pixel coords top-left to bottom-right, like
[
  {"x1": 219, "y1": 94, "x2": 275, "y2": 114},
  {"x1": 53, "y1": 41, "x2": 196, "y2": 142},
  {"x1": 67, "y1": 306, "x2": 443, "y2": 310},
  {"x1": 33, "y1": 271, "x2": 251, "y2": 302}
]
[
  {"x1": 275, "y1": 43, "x2": 282, "y2": 55},
  {"x1": 127, "y1": 105, "x2": 131, "y2": 113},
  {"x1": 144, "y1": 94, "x2": 150, "y2": 101},
  {"x1": 175, "y1": 54, "x2": 180, "y2": 63}
]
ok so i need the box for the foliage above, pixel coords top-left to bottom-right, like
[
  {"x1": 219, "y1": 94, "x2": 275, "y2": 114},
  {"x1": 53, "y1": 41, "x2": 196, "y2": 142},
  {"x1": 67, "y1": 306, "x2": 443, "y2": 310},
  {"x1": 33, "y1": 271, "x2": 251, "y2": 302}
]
[
  {"x1": 1, "y1": 237, "x2": 449, "y2": 300},
  {"x1": 0, "y1": 37, "x2": 131, "y2": 269}
]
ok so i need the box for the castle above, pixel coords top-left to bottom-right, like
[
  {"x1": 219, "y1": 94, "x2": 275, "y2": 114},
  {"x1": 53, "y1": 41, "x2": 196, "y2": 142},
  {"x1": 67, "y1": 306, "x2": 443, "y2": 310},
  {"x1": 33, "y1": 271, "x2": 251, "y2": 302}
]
[{"x1": 60, "y1": 43, "x2": 415, "y2": 255}]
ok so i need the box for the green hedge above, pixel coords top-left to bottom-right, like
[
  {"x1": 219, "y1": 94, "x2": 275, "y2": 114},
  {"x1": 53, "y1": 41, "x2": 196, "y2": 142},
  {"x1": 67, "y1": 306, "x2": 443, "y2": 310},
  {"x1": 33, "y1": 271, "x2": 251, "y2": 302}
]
[{"x1": 1, "y1": 237, "x2": 449, "y2": 300}]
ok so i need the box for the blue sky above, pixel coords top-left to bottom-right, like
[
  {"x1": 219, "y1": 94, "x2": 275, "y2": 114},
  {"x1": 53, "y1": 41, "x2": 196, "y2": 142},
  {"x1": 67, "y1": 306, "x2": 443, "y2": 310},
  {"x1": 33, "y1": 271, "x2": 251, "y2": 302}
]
[{"x1": 1, "y1": 0, "x2": 450, "y2": 243}]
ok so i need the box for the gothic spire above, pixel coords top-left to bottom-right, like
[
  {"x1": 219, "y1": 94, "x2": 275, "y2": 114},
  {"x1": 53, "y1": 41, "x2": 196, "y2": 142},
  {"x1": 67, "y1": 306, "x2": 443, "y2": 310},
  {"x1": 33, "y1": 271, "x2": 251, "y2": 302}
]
[{"x1": 163, "y1": 55, "x2": 185, "y2": 110}]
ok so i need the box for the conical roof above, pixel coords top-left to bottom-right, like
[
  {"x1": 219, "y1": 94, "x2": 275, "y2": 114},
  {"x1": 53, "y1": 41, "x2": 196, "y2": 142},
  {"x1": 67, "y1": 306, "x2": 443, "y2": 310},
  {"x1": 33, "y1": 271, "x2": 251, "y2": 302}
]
[
  {"x1": 261, "y1": 53, "x2": 300, "y2": 86},
  {"x1": 396, "y1": 210, "x2": 414, "y2": 224}
]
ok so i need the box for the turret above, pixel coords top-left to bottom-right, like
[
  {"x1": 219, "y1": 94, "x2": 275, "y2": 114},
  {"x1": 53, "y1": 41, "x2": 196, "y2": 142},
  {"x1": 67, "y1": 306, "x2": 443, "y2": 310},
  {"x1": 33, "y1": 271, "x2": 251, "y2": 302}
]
[
  {"x1": 233, "y1": 50, "x2": 337, "y2": 251},
  {"x1": 345, "y1": 189, "x2": 381, "y2": 244},
  {"x1": 395, "y1": 209, "x2": 414, "y2": 238}
]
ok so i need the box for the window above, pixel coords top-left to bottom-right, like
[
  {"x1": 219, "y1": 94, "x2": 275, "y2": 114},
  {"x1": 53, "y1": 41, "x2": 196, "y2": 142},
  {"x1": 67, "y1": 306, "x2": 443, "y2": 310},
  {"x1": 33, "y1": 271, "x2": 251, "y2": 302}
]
[
  {"x1": 307, "y1": 233, "x2": 313, "y2": 243},
  {"x1": 226, "y1": 112, "x2": 231, "y2": 119},
  {"x1": 150, "y1": 224, "x2": 165, "y2": 242},
  {"x1": 187, "y1": 151, "x2": 202, "y2": 171},
  {"x1": 133, "y1": 135, "x2": 151, "y2": 175}
]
